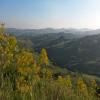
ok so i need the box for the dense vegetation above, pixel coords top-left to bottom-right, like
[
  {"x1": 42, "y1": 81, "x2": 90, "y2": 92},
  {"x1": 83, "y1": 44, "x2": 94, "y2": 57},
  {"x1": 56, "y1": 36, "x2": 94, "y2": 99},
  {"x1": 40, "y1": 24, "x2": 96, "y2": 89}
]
[{"x1": 0, "y1": 32, "x2": 100, "y2": 100}]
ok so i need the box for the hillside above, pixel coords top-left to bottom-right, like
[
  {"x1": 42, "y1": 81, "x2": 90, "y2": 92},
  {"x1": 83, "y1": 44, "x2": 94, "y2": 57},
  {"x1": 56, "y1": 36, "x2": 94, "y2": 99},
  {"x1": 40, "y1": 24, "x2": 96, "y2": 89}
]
[
  {"x1": 37, "y1": 34, "x2": 100, "y2": 75},
  {"x1": 0, "y1": 33, "x2": 100, "y2": 100},
  {"x1": 15, "y1": 32, "x2": 100, "y2": 76},
  {"x1": 45, "y1": 34, "x2": 100, "y2": 76}
]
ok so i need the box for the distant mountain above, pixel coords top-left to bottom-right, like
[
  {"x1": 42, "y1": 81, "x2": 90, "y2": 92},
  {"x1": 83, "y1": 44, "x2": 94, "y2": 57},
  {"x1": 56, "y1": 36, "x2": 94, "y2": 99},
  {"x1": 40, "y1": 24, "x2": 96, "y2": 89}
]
[
  {"x1": 6, "y1": 28, "x2": 100, "y2": 76},
  {"x1": 6, "y1": 28, "x2": 100, "y2": 36}
]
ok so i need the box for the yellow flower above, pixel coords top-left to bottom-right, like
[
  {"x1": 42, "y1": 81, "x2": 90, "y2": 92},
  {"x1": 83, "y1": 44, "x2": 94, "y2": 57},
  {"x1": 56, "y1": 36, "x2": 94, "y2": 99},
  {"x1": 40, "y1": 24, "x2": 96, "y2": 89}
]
[{"x1": 77, "y1": 77, "x2": 88, "y2": 96}]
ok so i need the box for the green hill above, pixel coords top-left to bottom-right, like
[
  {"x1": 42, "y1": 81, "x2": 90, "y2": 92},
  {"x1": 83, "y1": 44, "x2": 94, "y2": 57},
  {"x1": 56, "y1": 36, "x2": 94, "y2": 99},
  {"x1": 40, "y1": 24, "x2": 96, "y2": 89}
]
[{"x1": 16, "y1": 33, "x2": 100, "y2": 76}]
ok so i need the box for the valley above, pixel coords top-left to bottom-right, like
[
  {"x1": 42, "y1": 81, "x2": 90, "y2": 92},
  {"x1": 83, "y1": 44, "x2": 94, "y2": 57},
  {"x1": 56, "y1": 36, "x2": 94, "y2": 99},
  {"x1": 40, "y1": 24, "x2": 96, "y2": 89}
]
[{"x1": 7, "y1": 28, "x2": 100, "y2": 76}]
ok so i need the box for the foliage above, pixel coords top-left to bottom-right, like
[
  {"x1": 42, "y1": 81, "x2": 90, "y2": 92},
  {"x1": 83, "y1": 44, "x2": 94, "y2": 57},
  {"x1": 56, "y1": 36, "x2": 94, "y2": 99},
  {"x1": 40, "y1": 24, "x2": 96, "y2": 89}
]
[
  {"x1": 0, "y1": 23, "x2": 5, "y2": 33},
  {"x1": 39, "y1": 48, "x2": 49, "y2": 66},
  {"x1": 0, "y1": 34, "x2": 99, "y2": 100}
]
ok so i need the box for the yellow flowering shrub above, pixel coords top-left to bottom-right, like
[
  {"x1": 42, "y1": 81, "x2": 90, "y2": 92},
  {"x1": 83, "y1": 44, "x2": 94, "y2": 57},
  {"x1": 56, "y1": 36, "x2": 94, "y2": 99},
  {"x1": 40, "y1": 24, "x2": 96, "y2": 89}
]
[
  {"x1": 77, "y1": 77, "x2": 88, "y2": 96},
  {"x1": 91, "y1": 79, "x2": 97, "y2": 88},
  {"x1": 0, "y1": 23, "x2": 5, "y2": 33},
  {"x1": 45, "y1": 68, "x2": 52, "y2": 79},
  {"x1": 65, "y1": 75, "x2": 72, "y2": 88},
  {"x1": 16, "y1": 77, "x2": 32, "y2": 93},
  {"x1": 0, "y1": 34, "x2": 17, "y2": 69},
  {"x1": 39, "y1": 48, "x2": 49, "y2": 66},
  {"x1": 16, "y1": 49, "x2": 41, "y2": 93},
  {"x1": 57, "y1": 75, "x2": 72, "y2": 88}
]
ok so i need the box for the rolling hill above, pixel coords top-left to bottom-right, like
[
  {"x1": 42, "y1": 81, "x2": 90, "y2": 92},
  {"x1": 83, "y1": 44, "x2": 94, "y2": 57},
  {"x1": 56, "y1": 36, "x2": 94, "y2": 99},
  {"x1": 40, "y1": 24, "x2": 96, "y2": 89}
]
[{"x1": 6, "y1": 28, "x2": 100, "y2": 76}]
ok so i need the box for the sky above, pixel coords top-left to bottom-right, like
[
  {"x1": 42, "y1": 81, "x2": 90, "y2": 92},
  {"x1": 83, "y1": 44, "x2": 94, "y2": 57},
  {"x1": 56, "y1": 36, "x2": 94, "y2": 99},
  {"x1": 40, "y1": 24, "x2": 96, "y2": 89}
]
[{"x1": 0, "y1": 0, "x2": 100, "y2": 29}]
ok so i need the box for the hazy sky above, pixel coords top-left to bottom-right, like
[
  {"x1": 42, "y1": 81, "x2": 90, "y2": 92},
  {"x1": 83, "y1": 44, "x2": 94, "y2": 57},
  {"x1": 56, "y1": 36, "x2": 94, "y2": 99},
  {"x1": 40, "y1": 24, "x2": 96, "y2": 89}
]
[{"x1": 0, "y1": 0, "x2": 100, "y2": 29}]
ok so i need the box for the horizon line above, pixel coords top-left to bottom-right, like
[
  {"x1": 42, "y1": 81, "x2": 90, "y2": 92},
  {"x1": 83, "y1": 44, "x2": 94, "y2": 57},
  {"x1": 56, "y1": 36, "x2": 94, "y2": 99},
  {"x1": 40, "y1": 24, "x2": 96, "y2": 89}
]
[{"x1": 6, "y1": 27, "x2": 99, "y2": 30}]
